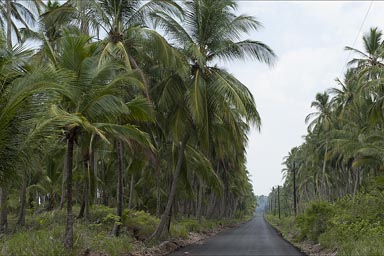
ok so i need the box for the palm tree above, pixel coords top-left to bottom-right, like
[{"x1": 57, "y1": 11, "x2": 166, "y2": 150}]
[
  {"x1": 346, "y1": 27, "x2": 384, "y2": 69},
  {"x1": 305, "y1": 92, "x2": 333, "y2": 132},
  {"x1": 282, "y1": 147, "x2": 300, "y2": 215},
  {"x1": 31, "y1": 31, "x2": 153, "y2": 248},
  {"x1": 305, "y1": 92, "x2": 334, "y2": 197},
  {"x1": 330, "y1": 69, "x2": 359, "y2": 117},
  {"x1": 150, "y1": 0, "x2": 275, "y2": 239},
  {"x1": 0, "y1": 40, "x2": 71, "y2": 232},
  {"x1": 0, "y1": 0, "x2": 43, "y2": 48},
  {"x1": 84, "y1": 0, "x2": 181, "y2": 237}
]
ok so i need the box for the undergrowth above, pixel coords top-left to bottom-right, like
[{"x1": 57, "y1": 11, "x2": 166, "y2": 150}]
[
  {"x1": 0, "y1": 205, "x2": 251, "y2": 255},
  {"x1": 265, "y1": 178, "x2": 384, "y2": 256}
]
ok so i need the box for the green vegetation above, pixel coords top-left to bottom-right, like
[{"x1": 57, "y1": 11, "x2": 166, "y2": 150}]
[
  {"x1": 0, "y1": 0, "x2": 273, "y2": 254},
  {"x1": 266, "y1": 27, "x2": 384, "y2": 255},
  {"x1": 1, "y1": 205, "x2": 251, "y2": 255},
  {"x1": 267, "y1": 185, "x2": 384, "y2": 255}
]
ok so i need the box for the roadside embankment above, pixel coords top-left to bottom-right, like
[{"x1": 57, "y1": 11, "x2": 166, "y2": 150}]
[
  {"x1": 0, "y1": 205, "x2": 252, "y2": 256},
  {"x1": 265, "y1": 188, "x2": 384, "y2": 256}
]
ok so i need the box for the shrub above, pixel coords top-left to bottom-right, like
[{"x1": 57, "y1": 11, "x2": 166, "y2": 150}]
[
  {"x1": 296, "y1": 201, "x2": 334, "y2": 242},
  {"x1": 1, "y1": 227, "x2": 67, "y2": 256},
  {"x1": 170, "y1": 222, "x2": 189, "y2": 238},
  {"x1": 123, "y1": 210, "x2": 159, "y2": 240},
  {"x1": 176, "y1": 218, "x2": 201, "y2": 232}
]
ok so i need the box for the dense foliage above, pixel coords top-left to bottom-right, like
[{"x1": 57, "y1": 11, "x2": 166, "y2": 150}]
[
  {"x1": 266, "y1": 27, "x2": 384, "y2": 255},
  {"x1": 0, "y1": 0, "x2": 274, "y2": 252}
]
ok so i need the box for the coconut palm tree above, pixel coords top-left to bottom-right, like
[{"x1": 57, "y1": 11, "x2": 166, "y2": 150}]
[
  {"x1": 0, "y1": 0, "x2": 43, "y2": 48},
  {"x1": 30, "y1": 30, "x2": 153, "y2": 247},
  {"x1": 346, "y1": 27, "x2": 384, "y2": 69},
  {"x1": 150, "y1": 0, "x2": 275, "y2": 239},
  {"x1": 0, "y1": 40, "x2": 71, "y2": 232},
  {"x1": 82, "y1": 0, "x2": 182, "y2": 237}
]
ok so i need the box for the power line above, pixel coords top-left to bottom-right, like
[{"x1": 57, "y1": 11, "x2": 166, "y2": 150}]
[{"x1": 338, "y1": 1, "x2": 374, "y2": 79}]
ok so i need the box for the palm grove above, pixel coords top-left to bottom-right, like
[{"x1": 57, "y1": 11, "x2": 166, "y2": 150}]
[
  {"x1": 0, "y1": 0, "x2": 275, "y2": 251},
  {"x1": 267, "y1": 27, "x2": 384, "y2": 254}
]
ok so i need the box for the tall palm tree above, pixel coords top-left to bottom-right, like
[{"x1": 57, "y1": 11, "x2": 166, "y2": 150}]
[
  {"x1": 306, "y1": 92, "x2": 336, "y2": 199},
  {"x1": 0, "y1": 44, "x2": 70, "y2": 232},
  {"x1": 0, "y1": 0, "x2": 43, "y2": 48},
  {"x1": 86, "y1": 0, "x2": 180, "y2": 237},
  {"x1": 346, "y1": 27, "x2": 384, "y2": 69},
  {"x1": 31, "y1": 31, "x2": 153, "y2": 248},
  {"x1": 330, "y1": 69, "x2": 359, "y2": 117},
  {"x1": 150, "y1": 0, "x2": 276, "y2": 239},
  {"x1": 305, "y1": 92, "x2": 333, "y2": 132}
]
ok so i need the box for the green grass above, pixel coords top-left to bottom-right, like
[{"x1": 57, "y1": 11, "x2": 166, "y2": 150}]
[
  {"x1": 0, "y1": 205, "x2": 251, "y2": 255},
  {"x1": 264, "y1": 214, "x2": 299, "y2": 241},
  {"x1": 265, "y1": 187, "x2": 384, "y2": 256}
]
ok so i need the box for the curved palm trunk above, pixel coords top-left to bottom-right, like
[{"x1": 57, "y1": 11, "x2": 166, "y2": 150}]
[
  {"x1": 129, "y1": 56, "x2": 150, "y2": 100},
  {"x1": 151, "y1": 134, "x2": 189, "y2": 240},
  {"x1": 322, "y1": 142, "x2": 328, "y2": 199},
  {"x1": 6, "y1": 0, "x2": 12, "y2": 49},
  {"x1": 353, "y1": 167, "x2": 360, "y2": 198},
  {"x1": 112, "y1": 140, "x2": 123, "y2": 237},
  {"x1": 64, "y1": 130, "x2": 75, "y2": 249}
]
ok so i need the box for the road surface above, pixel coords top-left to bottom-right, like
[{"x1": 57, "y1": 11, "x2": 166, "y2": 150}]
[{"x1": 169, "y1": 215, "x2": 304, "y2": 256}]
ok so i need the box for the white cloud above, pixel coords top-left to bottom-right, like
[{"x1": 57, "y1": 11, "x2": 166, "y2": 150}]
[{"x1": 223, "y1": 1, "x2": 384, "y2": 195}]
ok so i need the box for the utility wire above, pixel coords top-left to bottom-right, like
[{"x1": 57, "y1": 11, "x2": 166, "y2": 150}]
[{"x1": 338, "y1": 1, "x2": 374, "y2": 80}]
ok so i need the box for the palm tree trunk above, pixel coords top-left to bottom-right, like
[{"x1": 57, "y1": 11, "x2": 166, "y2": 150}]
[
  {"x1": 128, "y1": 173, "x2": 135, "y2": 209},
  {"x1": 78, "y1": 156, "x2": 90, "y2": 220},
  {"x1": 59, "y1": 157, "x2": 68, "y2": 210},
  {"x1": 353, "y1": 168, "x2": 360, "y2": 198},
  {"x1": 156, "y1": 168, "x2": 161, "y2": 217},
  {"x1": 293, "y1": 168, "x2": 297, "y2": 216},
  {"x1": 64, "y1": 130, "x2": 75, "y2": 249},
  {"x1": 6, "y1": 0, "x2": 12, "y2": 49},
  {"x1": 100, "y1": 160, "x2": 109, "y2": 206},
  {"x1": 151, "y1": 133, "x2": 189, "y2": 240},
  {"x1": 79, "y1": 0, "x2": 89, "y2": 35},
  {"x1": 0, "y1": 187, "x2": 8, "y2": 233},
  {"x1": 112, "y1": 140, "x2": 123, "y2": 237},
  {"x1": 197, "y1": 183, "x2": 203, "y2": 223},
  {"x1": 90, "y1": 150, "x2": 96, "y2": 205},
  {"x1": 17, "y1": 181, "x2": 27, "y2": 226},
  {"x1": 221, "y1": 167, "x2": 229, "y2": 218},
  {"x1": 322, "y1": 142, "x2": 328, "y2": 199},
  {"x1": 129, "y1": 56, "x2": 150, "y2": 100},
  {"x1": 206, "y1": 194, "x2": 216, "y2": 219}
]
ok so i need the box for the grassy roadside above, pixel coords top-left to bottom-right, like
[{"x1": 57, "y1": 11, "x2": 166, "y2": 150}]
[
  {"x1": 264, "y1": 214, "x2": 332, "y2": 256},
  {"x1": 0, "y1": 205, "x2": 253, "y2": 255},
  {"x1": 265, "y1": 187, "x2": 384, "y2": 256}
]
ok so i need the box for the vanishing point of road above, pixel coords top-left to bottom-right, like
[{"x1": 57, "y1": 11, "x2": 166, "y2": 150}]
[{"x1": 169, "y1": 215, "x2": 304, "y2": 256}]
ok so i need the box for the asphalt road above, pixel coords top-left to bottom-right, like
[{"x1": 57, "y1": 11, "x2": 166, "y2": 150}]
[{"x1": 169, "y1": 215, "x2": 304, "y2": 256}]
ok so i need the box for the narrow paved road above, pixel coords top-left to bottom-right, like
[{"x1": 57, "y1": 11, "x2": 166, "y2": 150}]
[{"x1": 169, "y1": 215, "x2": 304, "y2": 256}]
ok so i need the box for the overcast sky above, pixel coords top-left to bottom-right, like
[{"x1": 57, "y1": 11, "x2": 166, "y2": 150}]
[{"x1": 222, "y1": 1, "x2": 384, "y2": 196}]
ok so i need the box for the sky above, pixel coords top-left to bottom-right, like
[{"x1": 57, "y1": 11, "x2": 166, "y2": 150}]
[{"x1": 221, "y1": 1, "x2": 384, "y2": 196}]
